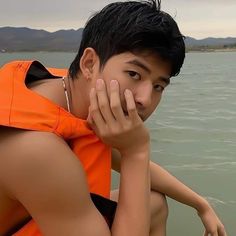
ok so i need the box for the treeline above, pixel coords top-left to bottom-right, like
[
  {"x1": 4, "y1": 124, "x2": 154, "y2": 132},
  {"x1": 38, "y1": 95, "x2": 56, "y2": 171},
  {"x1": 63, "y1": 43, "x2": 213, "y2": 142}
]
[{"x1": 187, "y1": 44, "x2": 236, "y2": 52}]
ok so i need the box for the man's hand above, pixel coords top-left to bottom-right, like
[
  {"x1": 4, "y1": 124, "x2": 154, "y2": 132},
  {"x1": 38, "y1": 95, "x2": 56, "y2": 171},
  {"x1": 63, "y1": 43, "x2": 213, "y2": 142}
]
[
  {"x1": 87, "y1": 79, "x2": 151, "y2": 236},
  {"x1": 197, "y1": 200, "x2": 227, "y2": 236},
  {"x1": 87, "y1": 79, "x2": 150, "y2": 156}
]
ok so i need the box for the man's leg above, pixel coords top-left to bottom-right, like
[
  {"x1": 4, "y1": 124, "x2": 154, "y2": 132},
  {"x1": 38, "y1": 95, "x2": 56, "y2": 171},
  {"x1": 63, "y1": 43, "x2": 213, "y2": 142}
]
[
  {"x1": 110, "y1": 190, "x2": 168, "y2": 236},
  {"x1": 149, "y1": 191, "x2": 168, "y2": 236}
]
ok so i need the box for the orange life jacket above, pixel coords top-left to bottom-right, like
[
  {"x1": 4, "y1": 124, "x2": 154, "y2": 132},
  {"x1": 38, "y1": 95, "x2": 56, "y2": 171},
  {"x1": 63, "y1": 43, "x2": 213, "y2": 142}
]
[{"x1": 0, "y1": 61, "x2": 112, "y2": 235}]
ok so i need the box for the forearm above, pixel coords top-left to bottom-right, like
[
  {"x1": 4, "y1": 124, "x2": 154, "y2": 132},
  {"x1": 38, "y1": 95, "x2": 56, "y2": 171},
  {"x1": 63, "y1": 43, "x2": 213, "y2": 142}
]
[
  {"x1": 112, "y1": 150, "x2": 208, "y2": 212},
  {"x1": 112, "y1": 151, "x2": 150, "y2": 236},
  {"x1": 150, "y1": 161, "x2": 208, "y2": 212}
]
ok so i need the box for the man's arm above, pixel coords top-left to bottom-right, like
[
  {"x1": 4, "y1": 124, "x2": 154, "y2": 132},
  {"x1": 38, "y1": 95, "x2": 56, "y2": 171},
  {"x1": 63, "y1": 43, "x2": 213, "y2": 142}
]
[
  {"x1": 112, "y1": 150, "x2": 227, "y2": 236},
  {"x1": 88, "y1": 80, "x2": 151, "y2": 236},
  {"x1": 0, "y1": 130, "x2": 110, "y2": 236},
  {"x1": 1, "y1": 81, "x2": 151, "y2": 236},
  {"x1": 112, "y1": 149, "x2": 205, "y2": 209},
  {"x1": 150, "y1": 161, "x2": 226, "y2": 235}
]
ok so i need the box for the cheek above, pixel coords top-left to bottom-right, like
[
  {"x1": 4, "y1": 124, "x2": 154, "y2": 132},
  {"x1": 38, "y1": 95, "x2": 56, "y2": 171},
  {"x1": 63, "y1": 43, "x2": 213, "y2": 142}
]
[
  {"x1": 102, "y1": 71, "x2": 131, "y2": 100},
  {"x1": 101, "y1": 75, "x2": 127, "y2": 110},
  {"x1": 150, "y1": 93, "x2": 162, "y2": 112}
]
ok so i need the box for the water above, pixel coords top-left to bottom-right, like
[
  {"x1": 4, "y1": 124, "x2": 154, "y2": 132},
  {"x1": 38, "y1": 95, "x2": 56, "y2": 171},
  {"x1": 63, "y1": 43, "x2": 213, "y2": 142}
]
[
  {"x1": 0, "y1": 52, "x2": 76, "y2": 69},
  {"x1": 0, "y1": 52, "x2": 235, "y2": 235},
  {"x1": 146, "y1": 52, "x2": 236, "y2": 236}
]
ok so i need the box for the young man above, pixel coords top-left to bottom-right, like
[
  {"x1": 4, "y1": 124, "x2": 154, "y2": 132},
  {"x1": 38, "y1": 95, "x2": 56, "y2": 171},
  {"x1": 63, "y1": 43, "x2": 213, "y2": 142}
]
[{"x1": 0, "y1": 0, "x2": 226, "y2": 236}]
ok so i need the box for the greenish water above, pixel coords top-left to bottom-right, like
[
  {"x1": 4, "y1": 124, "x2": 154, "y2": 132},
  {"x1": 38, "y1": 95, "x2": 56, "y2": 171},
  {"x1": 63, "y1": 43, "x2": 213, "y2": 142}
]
[
  {"x1": 1, "y1": 52, "x2": 235, "y2": 235},
  {"x1": 147, "y1": 52, "x2": 236, "y2": 236}
]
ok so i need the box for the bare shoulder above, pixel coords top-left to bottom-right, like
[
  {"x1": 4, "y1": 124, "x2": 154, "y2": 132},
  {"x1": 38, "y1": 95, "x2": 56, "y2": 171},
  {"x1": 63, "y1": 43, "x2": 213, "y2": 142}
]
[
  {"x1": 0, "y1": 126, "x2": 76, "y2": 179},
  {"x1": 0, "y1": 126, "x2": 88, "y2": 193},
  {"x1": 0, "y1": 126, "x2": 103, "y2": 235}
]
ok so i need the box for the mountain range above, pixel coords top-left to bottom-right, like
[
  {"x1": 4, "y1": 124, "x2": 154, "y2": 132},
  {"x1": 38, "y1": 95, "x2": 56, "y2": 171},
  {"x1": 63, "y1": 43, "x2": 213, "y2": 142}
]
[
  {"x1": 0, "y1": 27, "x2": 236, "y2": 52},
  {"x1": 0, "y1": 27, "x2": 83, "y2": 52}
]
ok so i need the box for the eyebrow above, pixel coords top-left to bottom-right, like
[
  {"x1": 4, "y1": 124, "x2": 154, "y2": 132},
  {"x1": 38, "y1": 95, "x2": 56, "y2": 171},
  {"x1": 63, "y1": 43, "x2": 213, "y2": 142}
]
[
  {"x1": 160, "y1": 76, "x2": 170, "y2": 85},
  {"x1": 126, "y1": 59, "x2": 151, "y2": 73},
  {"x1": 126, "y1": 59, "x2": 170, "y2": 85}
]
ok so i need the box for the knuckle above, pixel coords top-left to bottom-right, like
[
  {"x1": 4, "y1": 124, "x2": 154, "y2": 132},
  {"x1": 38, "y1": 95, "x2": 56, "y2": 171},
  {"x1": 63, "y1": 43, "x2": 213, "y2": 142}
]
[
  {"x1": 127, "y1": 106, "x2": 136, "y2": 113},
  {"x1": 110, "y1": 125, "x2": 121, "y2": 136},
  {"x1": 99, "y1": 102, "x2": 108, "y2": 111},
  {"x1": 90, "y1": 106, "x2": 99, "y2": 115},
  {"x1": 219, "y1": 225, "x2": 226, "y2": 233},
  {"x1": 122, "y1": 124, "x2": 131, "y2": 132},
  {"x1": 110, "y1": 102, "x2": 120, "y2": 111},
  {"x1": 99, "y1": 129, "x2": 109, "y2": 139}
]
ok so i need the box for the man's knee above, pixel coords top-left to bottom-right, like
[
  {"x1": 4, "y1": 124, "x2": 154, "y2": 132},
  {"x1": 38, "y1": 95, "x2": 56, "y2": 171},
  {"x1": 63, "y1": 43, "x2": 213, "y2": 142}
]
[{"x1": 150, "y1": 191, "x2": 168, "y2": 221}]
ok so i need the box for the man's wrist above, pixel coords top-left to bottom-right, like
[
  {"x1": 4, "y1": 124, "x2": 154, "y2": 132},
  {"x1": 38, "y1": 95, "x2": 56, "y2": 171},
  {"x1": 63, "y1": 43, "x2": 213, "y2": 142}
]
[
  {"x1": 120, "y1": 143, "x2": 150, "y2": 161},
  {"x1": 195, "y1": 196, "x2": 211, "y2": 214}
]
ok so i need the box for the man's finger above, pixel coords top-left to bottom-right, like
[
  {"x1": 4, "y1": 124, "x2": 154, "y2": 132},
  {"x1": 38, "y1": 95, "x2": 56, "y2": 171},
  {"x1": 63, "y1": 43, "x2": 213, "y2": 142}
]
[
  {"x1": 89, "y1": 87, "x2": 106, "y2": 128},
  {"x1": 218, "y1": 226, "x2": 227, "y2": 236},
  {"x1": 110, "y1": 80, "x2": 126, "y2": 123},
  {"x1": 96, "y1": 79, "x2": 116, "y2": 124},
  {"x1": 124, "y1": 89, "x2": 139, "y2": 122}
]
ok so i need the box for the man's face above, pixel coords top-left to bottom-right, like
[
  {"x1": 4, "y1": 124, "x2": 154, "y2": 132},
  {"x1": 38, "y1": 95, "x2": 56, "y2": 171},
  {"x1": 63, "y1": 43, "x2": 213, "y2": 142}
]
[{"x1": 93, "y1": 52, "x2": 171, "y2": 121}]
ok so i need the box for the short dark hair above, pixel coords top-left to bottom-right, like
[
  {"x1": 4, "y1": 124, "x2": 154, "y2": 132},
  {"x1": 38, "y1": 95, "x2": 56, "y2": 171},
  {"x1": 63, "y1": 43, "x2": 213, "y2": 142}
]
[{"x1": 69, "y1": 0, "x2": 185, "y2": 78}]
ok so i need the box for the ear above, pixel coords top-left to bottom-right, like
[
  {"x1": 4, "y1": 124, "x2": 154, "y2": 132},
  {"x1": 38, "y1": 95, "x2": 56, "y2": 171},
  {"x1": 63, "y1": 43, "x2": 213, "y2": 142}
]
[{"x1": 79, "y1": 47, "x2": 100, "y2": 80}]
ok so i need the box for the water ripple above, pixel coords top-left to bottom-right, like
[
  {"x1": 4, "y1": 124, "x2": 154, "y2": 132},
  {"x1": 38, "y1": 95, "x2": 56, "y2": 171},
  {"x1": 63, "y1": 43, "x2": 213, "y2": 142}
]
[
  {"x1": 164, "y1": 162, "x2": 236, "y2": 171},
  {"x1": 204, "y1": 197, "x2": 226, "y2": 206}
]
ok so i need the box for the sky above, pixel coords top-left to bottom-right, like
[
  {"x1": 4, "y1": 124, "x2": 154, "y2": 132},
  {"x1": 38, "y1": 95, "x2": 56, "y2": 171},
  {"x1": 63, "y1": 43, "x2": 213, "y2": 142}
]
[{"x1": 0, "y1": 0, "x2": 235, "y2": 39}]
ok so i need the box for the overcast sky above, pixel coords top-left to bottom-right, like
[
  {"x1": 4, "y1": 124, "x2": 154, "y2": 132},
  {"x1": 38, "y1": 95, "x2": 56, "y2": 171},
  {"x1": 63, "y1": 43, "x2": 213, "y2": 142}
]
[{"x1": 0, "y1": 0, "x2": 235, "y2": 39}]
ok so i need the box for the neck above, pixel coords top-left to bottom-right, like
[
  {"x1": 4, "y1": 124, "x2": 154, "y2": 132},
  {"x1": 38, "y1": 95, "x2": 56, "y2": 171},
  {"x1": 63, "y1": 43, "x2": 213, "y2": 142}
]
[
  {"x1": 62, "y1": 77, "x2": 71, "y2": 113},
  {"x1": 68, "y1": 76, "x2": 90, "y2": 120}
]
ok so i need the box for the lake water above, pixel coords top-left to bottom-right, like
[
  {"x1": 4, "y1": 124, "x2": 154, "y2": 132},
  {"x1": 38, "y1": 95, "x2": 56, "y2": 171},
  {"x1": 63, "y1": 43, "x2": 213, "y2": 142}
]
[{"x1": 0, "y1": 52, "x2": 235, "y2": 235}]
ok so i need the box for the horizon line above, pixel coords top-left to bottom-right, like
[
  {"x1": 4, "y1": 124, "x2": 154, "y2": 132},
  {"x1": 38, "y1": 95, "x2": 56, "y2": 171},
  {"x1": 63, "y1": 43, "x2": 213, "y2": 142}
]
[{"x1": 0, "y1": 26, "x2": 236, "y2": 41}]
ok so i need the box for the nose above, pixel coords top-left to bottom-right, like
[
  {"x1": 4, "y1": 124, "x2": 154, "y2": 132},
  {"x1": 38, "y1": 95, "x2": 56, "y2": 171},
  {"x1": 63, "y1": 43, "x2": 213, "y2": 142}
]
[{"x1": 134, "y1": 81, "x2": 153, "y2": 109}]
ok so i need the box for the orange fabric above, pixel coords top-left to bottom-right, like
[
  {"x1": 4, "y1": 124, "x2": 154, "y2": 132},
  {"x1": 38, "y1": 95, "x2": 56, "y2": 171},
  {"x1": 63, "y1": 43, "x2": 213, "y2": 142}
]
[
  {"x1": 13, "y1": 221, "x2": 42, "y2": 236},
  {"x1": 0, "y1": 61, "x2": 111, "y2": 236}
]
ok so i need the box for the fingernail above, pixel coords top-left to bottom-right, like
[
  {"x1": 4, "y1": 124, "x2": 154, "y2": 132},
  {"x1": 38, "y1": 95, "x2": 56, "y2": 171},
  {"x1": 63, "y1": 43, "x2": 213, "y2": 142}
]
[
  {"x1": 96, "y1": 79, "x2": 104, "y2": 89},
  {"x1": 124, "y1": 89, "x2": 131, "y2": 96},
  {"x1": 110, "y1": 80, "x2": 118, "y2": 89}
]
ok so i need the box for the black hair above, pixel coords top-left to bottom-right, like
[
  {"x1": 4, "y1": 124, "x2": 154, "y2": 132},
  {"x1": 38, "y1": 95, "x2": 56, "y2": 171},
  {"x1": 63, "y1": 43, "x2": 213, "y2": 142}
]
[{"x1": 69, "y1": 0, "x2": 185, "y2": 78}]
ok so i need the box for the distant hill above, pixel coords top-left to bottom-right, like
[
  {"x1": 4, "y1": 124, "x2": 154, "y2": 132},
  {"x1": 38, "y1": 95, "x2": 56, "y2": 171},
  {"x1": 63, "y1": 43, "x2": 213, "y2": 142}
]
[
  {"x1": 0, "y1": 27, "x2": 83, "y2": 52},
  {"x1": 185, "y1": 37, "x2": 236, "y2": 47},
  {"x1": 0, "y1": 27, "x2": 236, "y2": 52},
  {"x1": 185, "y1": 37, "x2": 236, "y2": 51}
]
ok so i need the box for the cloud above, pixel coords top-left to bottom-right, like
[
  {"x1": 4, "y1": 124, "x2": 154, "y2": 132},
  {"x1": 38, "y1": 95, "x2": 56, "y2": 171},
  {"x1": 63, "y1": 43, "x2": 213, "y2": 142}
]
[{"x1": 0, "y1": 0, "x2": 235, "y2": 38}]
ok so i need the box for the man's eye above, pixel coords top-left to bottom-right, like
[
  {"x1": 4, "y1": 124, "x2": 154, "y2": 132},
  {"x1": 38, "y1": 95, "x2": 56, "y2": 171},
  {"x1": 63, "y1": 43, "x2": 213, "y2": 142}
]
[
  {"x1": 127, "y1": 71, "x2": 141, "y2": 80},
  {"x1": 154, "y1": 84, "x2": 164, "y2": 92}
]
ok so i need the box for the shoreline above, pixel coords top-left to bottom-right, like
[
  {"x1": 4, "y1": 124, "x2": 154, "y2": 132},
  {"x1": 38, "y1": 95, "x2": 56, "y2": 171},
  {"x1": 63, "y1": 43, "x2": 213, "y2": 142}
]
[
  {"x1": 187, "y1": 48, "x2": 236, "y2": 53},
  {"x1": 1, "y1": 49, "x2": 236, "y2": 54}
]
